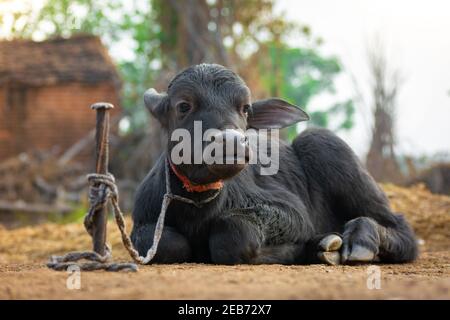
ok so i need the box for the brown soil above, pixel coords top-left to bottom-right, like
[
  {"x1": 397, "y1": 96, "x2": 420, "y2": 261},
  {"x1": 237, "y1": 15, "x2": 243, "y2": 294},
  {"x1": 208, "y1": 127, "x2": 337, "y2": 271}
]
[{"x1": 0, "y1": 184, "x2": 449, "y2": 299}]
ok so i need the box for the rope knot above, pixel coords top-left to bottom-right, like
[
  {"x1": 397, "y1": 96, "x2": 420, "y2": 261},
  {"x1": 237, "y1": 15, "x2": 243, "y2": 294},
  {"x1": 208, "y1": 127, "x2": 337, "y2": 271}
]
[
  {"x1": 84, "y1": 173, "x2": 118, "y2": 237},
  {"x1": 87, "y1": 173, "x2": 118, "y2": 200}
]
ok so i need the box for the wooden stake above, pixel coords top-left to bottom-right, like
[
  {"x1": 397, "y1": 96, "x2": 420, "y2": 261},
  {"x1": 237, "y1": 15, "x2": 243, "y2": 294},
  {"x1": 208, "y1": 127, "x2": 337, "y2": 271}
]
[{"x1": 90, "y1": 102, "x2": 114, "y2": 256}]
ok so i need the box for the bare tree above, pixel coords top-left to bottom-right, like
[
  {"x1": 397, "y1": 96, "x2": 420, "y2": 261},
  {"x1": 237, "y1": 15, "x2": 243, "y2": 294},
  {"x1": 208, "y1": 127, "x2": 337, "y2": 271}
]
[{"x1": 365, "y1": 41, "x2": 404, "y2": 183}]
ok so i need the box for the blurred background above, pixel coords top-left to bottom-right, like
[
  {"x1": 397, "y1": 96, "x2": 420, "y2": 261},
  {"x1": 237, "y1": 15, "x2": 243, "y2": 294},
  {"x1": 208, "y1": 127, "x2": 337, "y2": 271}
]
[{"x1": 0, "y1": 0, "x2": 449, "y2": 226}]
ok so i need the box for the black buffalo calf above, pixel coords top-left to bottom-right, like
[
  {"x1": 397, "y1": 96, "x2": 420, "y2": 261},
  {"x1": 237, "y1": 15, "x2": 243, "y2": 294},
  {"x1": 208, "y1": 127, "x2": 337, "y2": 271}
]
[{"x1": 130, "y1": 63, "x2": 418, "y2": 265}]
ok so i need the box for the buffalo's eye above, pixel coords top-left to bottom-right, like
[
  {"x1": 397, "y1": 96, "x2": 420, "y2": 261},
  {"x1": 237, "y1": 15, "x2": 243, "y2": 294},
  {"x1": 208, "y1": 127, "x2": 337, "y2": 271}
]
[
  {"x1": 177, "y1": 102, "x2": 192, "y2": 114},
  {"x1": 242, "y1": 104, "x2": 250, "y2": 115}
]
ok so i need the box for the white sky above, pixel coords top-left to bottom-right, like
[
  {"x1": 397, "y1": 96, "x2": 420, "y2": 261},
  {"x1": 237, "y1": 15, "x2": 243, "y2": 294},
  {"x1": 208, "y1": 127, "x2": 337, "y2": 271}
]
[{"x1": 277, "y1": 0, "x2": 450, "y2": 158}]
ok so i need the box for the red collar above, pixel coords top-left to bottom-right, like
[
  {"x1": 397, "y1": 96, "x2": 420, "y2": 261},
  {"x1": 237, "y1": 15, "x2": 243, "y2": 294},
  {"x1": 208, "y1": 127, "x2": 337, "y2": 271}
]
[{"x1": 168, "y1": 160, "x2": 223, "y2": 193}]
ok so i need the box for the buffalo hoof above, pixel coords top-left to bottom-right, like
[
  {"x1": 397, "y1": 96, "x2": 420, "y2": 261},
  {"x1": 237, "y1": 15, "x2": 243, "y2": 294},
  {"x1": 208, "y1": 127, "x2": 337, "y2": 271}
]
[
  {"x1": 341, "y1": 244, "x2": 380, "y2": 264},
  {"x1": 341, "y1": 217, "x2": 380, "y2": 264},
  {"x1": 317, "y1": 234, "x2": 342, "y2": 266}
]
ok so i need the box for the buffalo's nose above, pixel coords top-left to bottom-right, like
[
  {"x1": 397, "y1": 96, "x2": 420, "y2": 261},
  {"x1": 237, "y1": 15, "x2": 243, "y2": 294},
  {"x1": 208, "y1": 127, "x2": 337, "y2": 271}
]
[{"x1": 206, "y1": 129, "x2": 250, "y2": 165}]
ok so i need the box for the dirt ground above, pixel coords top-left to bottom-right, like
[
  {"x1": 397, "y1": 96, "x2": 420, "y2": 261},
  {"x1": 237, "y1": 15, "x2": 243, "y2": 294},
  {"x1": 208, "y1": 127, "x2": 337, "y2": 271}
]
[{"x1": 0, "y1": 184, "x2": 449, "y2": 299}]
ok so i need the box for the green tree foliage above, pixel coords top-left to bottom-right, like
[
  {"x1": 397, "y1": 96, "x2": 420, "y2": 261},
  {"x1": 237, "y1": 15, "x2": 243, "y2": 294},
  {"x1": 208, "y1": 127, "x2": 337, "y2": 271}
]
[
  {"x1": 1, "y1": 0, "x2": 354, "y2": 135},
  {"x1": 150, "y1": 0, "x2": 354, "y2": 139},
  {"x1": 260, "y1": 45, "x2": 354, "y2": 139},
  {"x1": 1, "y1": 0, "x2": 121, "y2": 39}
]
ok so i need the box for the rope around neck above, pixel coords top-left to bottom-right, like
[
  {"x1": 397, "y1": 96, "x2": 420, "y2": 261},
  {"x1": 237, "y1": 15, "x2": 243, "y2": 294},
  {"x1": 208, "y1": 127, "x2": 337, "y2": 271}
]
[{"x1": 47, "y1": 158, "x2": 221, "y2": 271}]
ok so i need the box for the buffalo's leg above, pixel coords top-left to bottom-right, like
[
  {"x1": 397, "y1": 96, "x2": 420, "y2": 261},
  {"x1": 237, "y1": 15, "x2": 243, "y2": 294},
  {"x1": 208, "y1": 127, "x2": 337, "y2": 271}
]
[
  {"x1": 130, "y1": 223, "x2": 192, "y2": 264},
  {"x1": 209, "y1": 216, "x2": 263, "y2": 264},
  {"x1": 209, "y1": 216, "x2": 304, "y2": 265},
  {"x1": 251, "y1": 244, "x2": 304, "y2": 264},
  {"x1": 293, "y1": 128, "x2": 418, "y2": 264},
  {"x1": 341, "y1": 215, "x2": 417, "y2": 263},
  {"x1": 209, "y1": 225, "x2": 341, "y2": 265}
]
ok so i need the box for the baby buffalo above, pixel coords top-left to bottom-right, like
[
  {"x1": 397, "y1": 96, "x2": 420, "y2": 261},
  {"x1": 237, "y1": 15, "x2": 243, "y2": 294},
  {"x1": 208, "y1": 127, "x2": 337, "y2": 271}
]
[{"x1": 130, "y1": 63, "x2": 418, "y2": 265}]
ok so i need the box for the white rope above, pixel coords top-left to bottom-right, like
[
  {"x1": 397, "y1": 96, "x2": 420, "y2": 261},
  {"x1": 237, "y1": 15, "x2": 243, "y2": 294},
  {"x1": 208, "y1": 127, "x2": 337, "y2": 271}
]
[{"x1": 48, "y1": 158, "x2": 221, "y2": 270}]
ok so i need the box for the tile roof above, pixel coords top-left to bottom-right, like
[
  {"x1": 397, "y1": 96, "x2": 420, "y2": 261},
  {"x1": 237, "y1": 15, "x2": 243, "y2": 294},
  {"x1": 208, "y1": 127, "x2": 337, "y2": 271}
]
[{"x1": 0, "y1": 34, "x2": 121, "y2": 87}]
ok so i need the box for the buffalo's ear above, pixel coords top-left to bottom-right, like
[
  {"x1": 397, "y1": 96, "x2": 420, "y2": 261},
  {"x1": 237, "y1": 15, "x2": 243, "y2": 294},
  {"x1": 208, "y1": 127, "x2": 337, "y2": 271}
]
[
  {"x1": 144, "y1": 88, "x2": 169, "y2": 126},
  {"x1": 248, "y1": 98, "x2": 309, "y2": 129}
]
